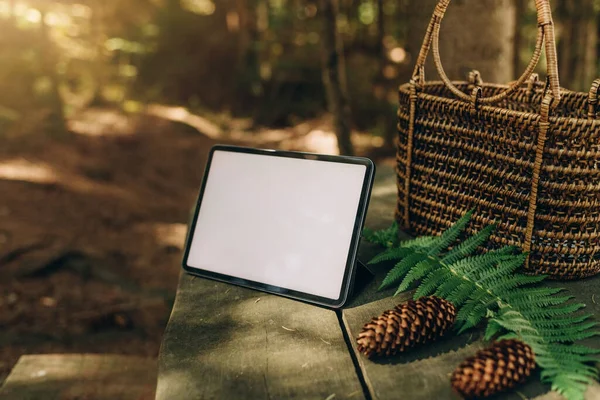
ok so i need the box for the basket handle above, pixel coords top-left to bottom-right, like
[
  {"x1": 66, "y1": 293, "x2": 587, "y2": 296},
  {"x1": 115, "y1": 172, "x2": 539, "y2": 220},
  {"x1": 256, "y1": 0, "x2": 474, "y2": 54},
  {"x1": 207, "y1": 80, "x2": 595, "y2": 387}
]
[
  {"x1": 588, "y1": 79, "x2": 600, "y2": 118},
  {"x1": 412, "y1": 0, "x2": 561, "y2": 105}
]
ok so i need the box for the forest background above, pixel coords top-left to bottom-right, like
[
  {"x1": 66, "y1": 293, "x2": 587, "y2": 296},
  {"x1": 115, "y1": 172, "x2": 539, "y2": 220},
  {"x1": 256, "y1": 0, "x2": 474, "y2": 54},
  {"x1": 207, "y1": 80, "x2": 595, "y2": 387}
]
[{"x1": 0, "y1": 0, "x2": 598, "y2": 384}]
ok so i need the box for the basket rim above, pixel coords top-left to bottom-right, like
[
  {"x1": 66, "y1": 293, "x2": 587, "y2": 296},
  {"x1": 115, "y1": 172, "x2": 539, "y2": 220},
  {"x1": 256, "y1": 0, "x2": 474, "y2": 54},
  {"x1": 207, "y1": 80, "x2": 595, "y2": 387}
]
[{"x1": 398, "y1": 81, "x2": 600, "y2": 130}]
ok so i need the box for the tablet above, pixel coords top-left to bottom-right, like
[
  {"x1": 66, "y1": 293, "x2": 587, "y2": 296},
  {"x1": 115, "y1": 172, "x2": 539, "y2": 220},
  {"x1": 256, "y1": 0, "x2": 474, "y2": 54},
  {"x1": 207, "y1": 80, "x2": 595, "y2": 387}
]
[{"x1": 182, "y1": 145, "x2": 374, "y2": 308}]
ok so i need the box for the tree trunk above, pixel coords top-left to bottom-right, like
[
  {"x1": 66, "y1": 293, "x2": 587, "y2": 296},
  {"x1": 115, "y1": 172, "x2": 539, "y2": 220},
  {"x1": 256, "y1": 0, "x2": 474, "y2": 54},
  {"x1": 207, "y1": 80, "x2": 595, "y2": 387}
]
[
  {"x1": 320, "y1": 0, "x2": 354, "y2": 156},
  {"x1": 513, "y1": 0, "x2": 525, "y2": 77},
  {"x1": 39, "y1": 6, "x2": 66, "y2": 134},
  {"x1": 406, "y1": 0, "x2": 515, "y2": 84},
  {"x1": 376, "y1": 0, "x2": 385, "y2": 57},
  {"x1": 90, "y1": 1, "x2": 106, "y2": 105},
  {"x1": 375, "y1": 0, "x2": 396, "y2": 150},
  {"x1": 557, "y1": 0, "x2": 596, "y2": 91}
]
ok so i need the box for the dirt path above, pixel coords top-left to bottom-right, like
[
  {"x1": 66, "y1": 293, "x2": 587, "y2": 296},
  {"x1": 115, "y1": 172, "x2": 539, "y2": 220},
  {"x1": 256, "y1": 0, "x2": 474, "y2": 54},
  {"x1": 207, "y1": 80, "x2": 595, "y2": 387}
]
[
  {"x1": 0, "y1": 109, "x2": 222, "y2": 381},
  {"x1": 0, "y1": 107, "x2": 389, "y2": 382}
]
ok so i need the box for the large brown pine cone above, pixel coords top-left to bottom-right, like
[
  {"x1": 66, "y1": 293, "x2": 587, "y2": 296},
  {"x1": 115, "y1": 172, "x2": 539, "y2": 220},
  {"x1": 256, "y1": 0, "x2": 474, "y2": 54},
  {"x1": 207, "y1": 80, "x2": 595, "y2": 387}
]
[
  {"x1": 356, "y1": 296, "x2": 456, "y2": 358},
  {"x1": 451, "y1": 339, "x2": 536, "y2": 399}
]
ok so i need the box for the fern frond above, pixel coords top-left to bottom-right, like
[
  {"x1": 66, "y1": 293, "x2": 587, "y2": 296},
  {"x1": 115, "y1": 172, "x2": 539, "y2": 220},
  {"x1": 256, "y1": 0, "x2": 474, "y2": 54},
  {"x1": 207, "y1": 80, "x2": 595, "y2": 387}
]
[
  {"x1": 529, "y1": 314, "x2": 593, "y2": 328},
  {"x1": 379, "y1": 251, "x2": 427, "y2": 289},
  {"x1": 476, "y1": 253, "x2": 528, "y2": 286},
  {"x1": 362, "y1": 221, "x2": 399, "y2": 248},
  {"x1": 487, "y1": 274, "x2": 546, "y2": 296},
  {"x1": 520, "y1": 303, "x2": 585, "y2": 319},
  {"x1": 546, "y1": 344, "x2": 600, "y2": 355},
  {"x1": 446, "y1": 282, "x2": 476, "y2": 309},
  {"x1": 434, "y1": 275, "x2": 471, "y2": 299},
  {"x1": 368, "y1": 235, "x2": 436, "y2": 265},
  {"x1": 368, "y1": 246, "x2": 415, "y2": 265},
  {"x1": 541, "y1": 328, "x2": 599, "y2": 343},
  {"x1": 413, "y1": 269, "x2": 452, "y2": 298},
  {"x1": 505, "y1": 287, "x2": 564, "y2": 303},
  {"x1": 396, "y1": 258, "x2": 435, "y2": 294},
  {"x1": 427, "y1": 209, "x2": 473, "y2": 255},
  {"x1": 441, "y1": 224, "x2": 495, "y2": 264},
  {"x1": 454, "y1": 291, "x2": 488, "y2": 322},
  {"x1": 366, "y1": 211, "x2": 600, "y2": 400}
]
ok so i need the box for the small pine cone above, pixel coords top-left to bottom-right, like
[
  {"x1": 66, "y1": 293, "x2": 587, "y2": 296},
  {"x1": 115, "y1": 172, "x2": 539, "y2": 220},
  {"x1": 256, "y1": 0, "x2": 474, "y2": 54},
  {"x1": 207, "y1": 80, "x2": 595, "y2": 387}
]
[
  {"x1": 356, "y1": 296, "x2": 456, "y2": 358},
  {"x1": 451, "y1": 339, "x2": 536, "y2": 399}
]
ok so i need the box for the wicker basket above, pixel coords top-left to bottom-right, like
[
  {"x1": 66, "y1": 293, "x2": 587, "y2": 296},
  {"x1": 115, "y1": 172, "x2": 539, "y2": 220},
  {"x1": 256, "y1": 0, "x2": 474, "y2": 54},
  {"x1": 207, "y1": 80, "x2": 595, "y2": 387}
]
[{"x1": 396, "y1": 0, "x2": 600, "y2": 279}]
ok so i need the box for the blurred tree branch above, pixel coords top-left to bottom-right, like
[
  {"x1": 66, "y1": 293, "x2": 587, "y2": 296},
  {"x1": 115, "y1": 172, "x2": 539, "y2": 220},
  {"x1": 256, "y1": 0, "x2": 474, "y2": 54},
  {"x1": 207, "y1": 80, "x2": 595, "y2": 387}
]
[{"x1": 320, "y1": 0, "x2": 354, "y2": 155}]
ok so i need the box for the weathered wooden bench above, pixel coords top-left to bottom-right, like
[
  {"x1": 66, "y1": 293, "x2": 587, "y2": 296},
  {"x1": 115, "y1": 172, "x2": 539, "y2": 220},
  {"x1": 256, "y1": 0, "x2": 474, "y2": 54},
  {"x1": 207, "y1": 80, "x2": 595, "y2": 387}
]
[
  {"x1": 156, "y1": 163, "x2": 600, "y2": 399},
  {"x1": 0, "y1": 354, "x2": 157, "y2": 399}
]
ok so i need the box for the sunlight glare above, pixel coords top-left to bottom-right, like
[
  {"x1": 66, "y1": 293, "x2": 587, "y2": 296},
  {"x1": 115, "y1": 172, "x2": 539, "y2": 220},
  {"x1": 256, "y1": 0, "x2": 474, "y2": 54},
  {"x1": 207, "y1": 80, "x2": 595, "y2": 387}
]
[
  {"x1": 181, "y1": 0, "x2": 215, "y2": 16},
  {"x1": 0, "y1": 159, "x2": 57, "y2": 184},
  {"x1": 69, "y1": 109, "x2": 135, "y2": 137},
  {"x1": 0, "y1": 1, "x2": 9, "y2": 17},
  {"x1": 14, "y1": 2, "x2": 26, "y2": 16},
  {"x1": 44, "y1": 12, "x2": 58, "y2": 26},
  {"x1": 305, "y1": 129, "x2": 339, "y2": 155},
  {"x1": 146, "y1": 104, "x2": 221, "y2": 139},
  {"x1": 226, "y1": 11, "x2": 239, "y2": 31},
  {"x1": 71, "y1": 4, "x2": 91, "y2": 18},
  {"x1": 383, "y1": 65, "x2": 397, "y2": 79},
  {"x1": 304, "y1": 4, "x2": 317, "y2": 18},
  {"x1": 389, "y1": 47, "x2": 407, "y2": 64},
  {"x1": 25, "y1": 8, "x2": 41, "y2": 23},
  {"x1": 44, "y1": 12, "x2": 69, "y2": 27},
  {"x1": 152, "y1": 223, "x2": 187, "y2": 250}
]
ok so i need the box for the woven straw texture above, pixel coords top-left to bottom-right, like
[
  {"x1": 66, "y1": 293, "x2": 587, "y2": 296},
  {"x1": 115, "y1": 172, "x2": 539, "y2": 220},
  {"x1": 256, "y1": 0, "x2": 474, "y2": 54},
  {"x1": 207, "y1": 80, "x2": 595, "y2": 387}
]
[{"x1": 396, "y1": 0, "x2": 600, "y2": 279}]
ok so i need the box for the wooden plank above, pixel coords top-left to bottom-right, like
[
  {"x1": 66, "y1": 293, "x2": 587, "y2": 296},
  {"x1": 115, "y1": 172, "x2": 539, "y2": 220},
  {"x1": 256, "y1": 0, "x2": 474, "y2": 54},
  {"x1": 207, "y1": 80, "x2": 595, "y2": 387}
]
[
  {"x1": 0, "y1": 354, "x2": 156, "y2": 400},
  {"x1": 346, "y1": 164, "x2": 600, "y2": 400},
  {"x1": 532, "y1": 381, "x2": 600, "y2": 400},
  {"x1": 342, "y1": 295, "x2": 485, "y2": 400},
  {"x1": 344, "y1": 295, "x2": 600, "y2": 399},
  {"x1": 156, "y1": 274, "x2": 365, "y2": 399},
  {"x1": 154, "y1": 162, "x2": 405, "y2": 399}
]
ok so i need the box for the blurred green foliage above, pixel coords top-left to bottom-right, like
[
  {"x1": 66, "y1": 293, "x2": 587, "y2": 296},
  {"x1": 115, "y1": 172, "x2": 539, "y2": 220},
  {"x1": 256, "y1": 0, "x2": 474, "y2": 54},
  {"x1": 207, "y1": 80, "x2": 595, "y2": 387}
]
[{"x1": 0, "y1": 0, "x2": 597, "y2": 136}]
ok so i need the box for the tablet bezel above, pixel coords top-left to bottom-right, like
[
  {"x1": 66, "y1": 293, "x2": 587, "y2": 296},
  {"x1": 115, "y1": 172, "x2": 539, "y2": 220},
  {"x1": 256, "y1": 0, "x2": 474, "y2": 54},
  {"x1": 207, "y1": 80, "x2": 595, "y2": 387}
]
[{"x1": 181, "y1": 144, "x2": 374, "y2": 308}]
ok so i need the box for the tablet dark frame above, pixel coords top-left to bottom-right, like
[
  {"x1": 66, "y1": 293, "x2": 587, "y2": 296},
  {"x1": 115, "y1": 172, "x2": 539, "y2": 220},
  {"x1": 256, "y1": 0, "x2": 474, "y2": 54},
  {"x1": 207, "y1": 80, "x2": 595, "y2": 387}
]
[{"x1": 181, "y1": 144, "x2": 375, "y2": 308}]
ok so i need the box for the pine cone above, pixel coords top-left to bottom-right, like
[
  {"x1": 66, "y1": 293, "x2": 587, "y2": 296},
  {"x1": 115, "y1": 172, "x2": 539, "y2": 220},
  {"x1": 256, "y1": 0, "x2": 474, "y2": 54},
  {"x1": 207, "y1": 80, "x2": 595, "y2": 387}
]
[
  {"x1": 451, "y1": 339, "x2": 536, "y2": 399},
  {"x1": 356, "y1": 296, "x2": 456, "y2": 358}
]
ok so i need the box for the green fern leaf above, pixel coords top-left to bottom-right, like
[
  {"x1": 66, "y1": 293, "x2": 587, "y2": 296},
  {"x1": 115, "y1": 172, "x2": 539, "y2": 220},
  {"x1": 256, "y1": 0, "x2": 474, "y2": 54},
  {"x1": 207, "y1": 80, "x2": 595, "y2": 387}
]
[
  {"x1": 434, "y1": 275, "x2": 469, "y2": 299},
  {"x1": 488, "y1": 274, "x2": 546, "y2": 296},
  {"x1": 396, "y1": 258, "x2": 435, "y2": 294},
  {"x1": 413, "y1": 269, "x2": 451, "y2": 298},
  {"x1": 484, "y1": 319, "x2": 504, "y2": 340},
  {"x1": 546, "y1": 344, "x2": 600, "y2": 355},
  {"x1": 505, "y1": 287, "x2": 564, "y2": 303},
  {"x1": 368, "y1": 235, "x2": 436, "y2": 265},
  {"x1": 362, "y1": 222, "x2": 399, "y2": 248},
  {"x1": 520, "y1": 303, "x2": 585, "y2": 319},
  {"x1": 379, "y1": 251, "x2": 427, "y2": 290},
  {"x1": 527, "y1": 295, "x2": 575, "y2": 307},
  {"x1": 368, "y1": 246, "x2": 414, "y2": 265},
  {"x1": 370, "y1": 210, "x2": 599, "y2": 399},
  {"x1": 541, "y1": 322, "x2": 599, "y2": 341},
  {"x1": 530, "y1": 314, "x2": 593, "y2": 328},
  {"x1": 456, "y1": 291, "x2": 493, "y2": 322},
  {"x1": 427, "y1": 209, "x2": 473, "y2": 255},
  {"x1": 441, "y1": 224, "x2": 495, "y2": 264},
  {"x1": 477, "y1": 253, "x2": 528, "y2": 286},
  {"x1": 446, "y1": 282, "x2": 476, "y2": 308}
]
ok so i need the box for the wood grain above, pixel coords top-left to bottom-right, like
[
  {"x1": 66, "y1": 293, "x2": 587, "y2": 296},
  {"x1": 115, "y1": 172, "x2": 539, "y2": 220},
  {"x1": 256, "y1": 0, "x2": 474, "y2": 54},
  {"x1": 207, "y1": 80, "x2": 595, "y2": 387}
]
[
  {"x1": 342, "y1": 295, "x2": 485, "y2": 400},
  {"x1": 156, "y1": 274, "x2": 365, "y2": 399},
  {"x1": 0, "y1": 354, "x2": 156, "y2": 400}
]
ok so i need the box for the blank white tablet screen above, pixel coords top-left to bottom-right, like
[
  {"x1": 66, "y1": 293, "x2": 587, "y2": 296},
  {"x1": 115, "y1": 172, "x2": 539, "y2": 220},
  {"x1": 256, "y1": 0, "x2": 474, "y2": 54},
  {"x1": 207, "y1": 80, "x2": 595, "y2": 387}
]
[{"x1": 186, "y1": 150, "x2": 367, "y2": 300}]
